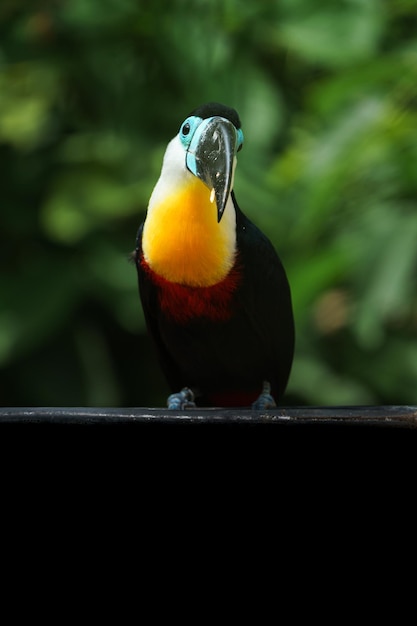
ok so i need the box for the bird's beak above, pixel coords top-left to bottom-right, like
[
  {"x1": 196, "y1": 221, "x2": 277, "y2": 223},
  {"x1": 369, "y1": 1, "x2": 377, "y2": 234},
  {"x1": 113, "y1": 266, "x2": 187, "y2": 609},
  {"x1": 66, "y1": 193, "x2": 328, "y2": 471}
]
[{"x1": 186, "y1": 117, "x2": 238, "y2": 222}]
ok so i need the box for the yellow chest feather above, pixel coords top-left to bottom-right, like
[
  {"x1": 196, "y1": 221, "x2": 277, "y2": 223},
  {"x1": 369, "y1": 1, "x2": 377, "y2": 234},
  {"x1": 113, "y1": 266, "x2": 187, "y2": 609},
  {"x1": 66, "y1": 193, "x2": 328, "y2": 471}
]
[{"x1": 142, "y1": 179, "x2": 236, "y2": 287}]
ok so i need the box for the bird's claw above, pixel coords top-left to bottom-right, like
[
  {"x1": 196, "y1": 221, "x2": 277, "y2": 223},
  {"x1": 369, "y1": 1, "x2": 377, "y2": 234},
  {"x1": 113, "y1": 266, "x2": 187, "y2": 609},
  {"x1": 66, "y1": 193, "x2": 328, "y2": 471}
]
[
  {"x1": 167, "y1": 387, "x2": 196, "y2": 410},
  {"x1": 252, "y1": 381, "x2": 276, "y2": 410}
]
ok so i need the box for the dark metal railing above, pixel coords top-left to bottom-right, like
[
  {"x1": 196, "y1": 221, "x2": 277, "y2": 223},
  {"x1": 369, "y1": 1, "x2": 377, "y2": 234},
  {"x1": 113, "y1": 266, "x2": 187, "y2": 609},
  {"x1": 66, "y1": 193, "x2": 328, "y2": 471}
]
[{"x1": 1, "y1": 405, "x2": 416, "y2": 427}]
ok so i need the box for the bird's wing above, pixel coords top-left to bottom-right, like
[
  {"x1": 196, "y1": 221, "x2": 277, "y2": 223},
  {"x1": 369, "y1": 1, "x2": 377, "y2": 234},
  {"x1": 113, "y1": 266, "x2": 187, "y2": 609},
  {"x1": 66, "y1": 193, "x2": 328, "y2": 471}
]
[
  {"x1": 233, "y1": 194, "x2": 295, "y2": 397},
  {"x1": 134, "y1": 224, "x2": 184, "y2": 391}
]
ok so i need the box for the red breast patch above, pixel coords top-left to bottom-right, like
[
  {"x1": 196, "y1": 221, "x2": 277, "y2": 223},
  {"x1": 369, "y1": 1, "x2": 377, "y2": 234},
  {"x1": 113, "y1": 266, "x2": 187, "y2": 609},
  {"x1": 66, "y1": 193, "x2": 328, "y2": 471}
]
[{"x1": 140, "y1": 255, "x2": 242, "y2": 324}]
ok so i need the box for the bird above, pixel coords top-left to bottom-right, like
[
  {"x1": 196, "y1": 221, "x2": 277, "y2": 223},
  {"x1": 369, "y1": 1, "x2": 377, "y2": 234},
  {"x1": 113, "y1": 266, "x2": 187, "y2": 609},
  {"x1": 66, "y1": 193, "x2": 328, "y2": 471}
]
[{"x1": 134, "y1": 102, "x2": 294, "y2": 409}]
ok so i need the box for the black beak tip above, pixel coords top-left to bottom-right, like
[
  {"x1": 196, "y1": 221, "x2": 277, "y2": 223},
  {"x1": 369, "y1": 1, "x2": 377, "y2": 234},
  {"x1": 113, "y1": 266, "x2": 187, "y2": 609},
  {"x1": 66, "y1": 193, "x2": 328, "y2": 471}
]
[{"x1": 214, "y1": 186, "x2": 227, "y2": 223}]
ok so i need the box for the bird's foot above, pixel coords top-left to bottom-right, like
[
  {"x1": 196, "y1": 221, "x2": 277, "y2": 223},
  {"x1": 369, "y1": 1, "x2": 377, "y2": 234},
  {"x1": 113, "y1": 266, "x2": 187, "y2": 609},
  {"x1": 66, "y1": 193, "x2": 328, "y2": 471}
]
[
  {"x1": 167, "y1": 387, "x2": 196, "y2": 410},
  {"x1": 252, "y1": 381, "x2": 276, "y2": 410}
]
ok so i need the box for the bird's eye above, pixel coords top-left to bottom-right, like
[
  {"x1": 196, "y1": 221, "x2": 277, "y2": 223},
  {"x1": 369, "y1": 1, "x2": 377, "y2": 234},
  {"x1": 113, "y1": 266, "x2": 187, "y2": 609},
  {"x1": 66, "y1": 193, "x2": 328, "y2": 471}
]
[{"x1": 179, "y1": 116, "x2": 202, "y2": 147}]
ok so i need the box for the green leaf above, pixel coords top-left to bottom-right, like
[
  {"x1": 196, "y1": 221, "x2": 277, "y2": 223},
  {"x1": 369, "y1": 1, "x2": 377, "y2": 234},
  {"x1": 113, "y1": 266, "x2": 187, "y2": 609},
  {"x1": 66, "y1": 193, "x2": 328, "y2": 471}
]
[{"x1": 277, "y1": 1, "x2": 385, "y2": 68}]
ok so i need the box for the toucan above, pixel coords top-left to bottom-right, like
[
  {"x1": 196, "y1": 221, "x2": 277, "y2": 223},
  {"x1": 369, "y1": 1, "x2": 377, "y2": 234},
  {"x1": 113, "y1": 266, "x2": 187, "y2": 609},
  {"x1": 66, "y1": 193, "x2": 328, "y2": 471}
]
[{"x1": 134, "y1": 102, "x2": 294, "y2": 409}]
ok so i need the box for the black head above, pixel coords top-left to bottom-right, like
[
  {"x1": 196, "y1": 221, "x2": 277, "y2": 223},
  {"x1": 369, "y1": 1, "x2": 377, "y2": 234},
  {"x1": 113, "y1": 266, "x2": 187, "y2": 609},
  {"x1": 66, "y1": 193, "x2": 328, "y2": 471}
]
[{"x1": 188, "y1": 102, "x2": 242, "y2": 130}]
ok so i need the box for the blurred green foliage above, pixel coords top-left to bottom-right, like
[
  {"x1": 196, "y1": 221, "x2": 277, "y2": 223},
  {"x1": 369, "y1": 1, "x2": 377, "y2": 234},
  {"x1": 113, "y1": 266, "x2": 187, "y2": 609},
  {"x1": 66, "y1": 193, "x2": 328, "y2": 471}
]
[{"x1": 1, "y1": 0, "x2": 417, "y2": 407}]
